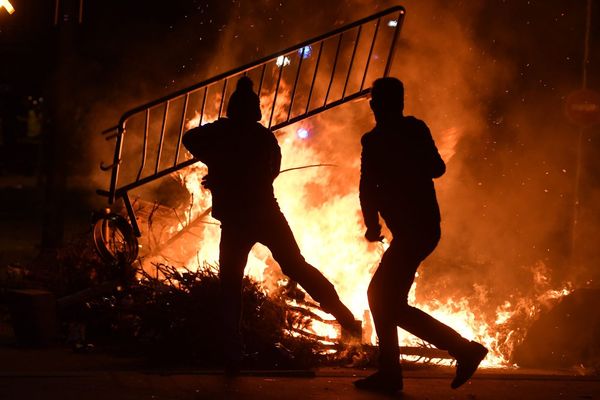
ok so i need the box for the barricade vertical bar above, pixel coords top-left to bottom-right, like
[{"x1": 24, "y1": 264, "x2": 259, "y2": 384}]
[
  {"x1": 268, "y1": 59, "x2": 285, "y2": 129},
  {"x1": 360, "y1": 18, "x2": 381, "y2": 91},
  {"x1": 218, "y1": 79, "x2": 228, "y2": 118},
  {"x1": 383, "y1": 11, "x2": 404, "y2": 77},
  {"x1": 78, "y1": 0, "x2": 84, "y2": 24},
  {"x1": 199, "y1": 87, "x2": 207, "y2": 126},
  {"x1": 53, "y1": 0, "x2": 60, "y2": 25},
  {"x1": 108, "y1": 125, "x2": 124, "y2": 204},
  {"x1": 324, "y1": 33, "x2": 343, "y2": 106},
  {"x1": 257, "y1": 64, "x2": 267, "y2": 96},
  {"x1": 306, "y1": 41, "x2": 324, "y2": 114},
  {"x1": 155, "y1": 101, "x2": 169, "y2": 174},
  {"x1": 174, "y1": 93, "x2": 189, "y2": 166},
  {"x1": 287, "y1": 46, "x2": 306, "y2": 122},
  {"x1": 136, "y1": 109, "x2": 149, "y2": 181},
  {"x1": 342, "y1": 26, "x2": 362, "y2": 99},
  {"x1": 122, "y1": 192, "x2": 141, "y2": 237}
]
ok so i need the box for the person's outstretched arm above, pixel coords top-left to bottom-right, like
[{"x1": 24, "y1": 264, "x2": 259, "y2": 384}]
[
  {"x1": 182, "y1": 123, "x2": 219, "y2": 163},
  {"x1": 359, "y1": 135, "x2": 382, "y2": 242}
]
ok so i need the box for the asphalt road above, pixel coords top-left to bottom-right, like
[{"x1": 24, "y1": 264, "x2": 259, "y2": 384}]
[{"x1": 1, "y1": 346, "x2": 598, "y2": 400}]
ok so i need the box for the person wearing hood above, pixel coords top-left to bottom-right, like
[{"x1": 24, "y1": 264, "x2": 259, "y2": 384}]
[{"x1": 354, "y1": 77, "x2": 488, "y2": 394}]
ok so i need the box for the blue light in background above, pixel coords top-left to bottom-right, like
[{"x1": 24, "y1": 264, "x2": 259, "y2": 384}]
[
  {"x1": 298, "y1": 45, "x2": 312, "y2": 59},
  {"x1": 297, "y1": 128, "x2": 309, "y2": 139}
]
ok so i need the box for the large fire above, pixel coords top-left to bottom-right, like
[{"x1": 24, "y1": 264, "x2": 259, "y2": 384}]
[{"x1": 135, "y1": 71, "x2": 572, "y2": 368}]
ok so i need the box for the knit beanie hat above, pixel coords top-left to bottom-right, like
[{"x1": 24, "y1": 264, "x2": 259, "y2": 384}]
[{"x1": 226, "y1": 77, "x2": 262, "y2": 122}]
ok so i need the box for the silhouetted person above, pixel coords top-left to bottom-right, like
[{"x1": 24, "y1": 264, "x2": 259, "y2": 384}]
[
  {"x1": 354, "y1": 78, "x2": 488, "y2": 394},
  {"x1": 182, "y1": 77, "x2": 359, "y2": 374}
]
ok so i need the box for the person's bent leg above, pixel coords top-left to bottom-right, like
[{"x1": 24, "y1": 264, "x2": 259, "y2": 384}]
[
  {"x1": 396, "y1": 305, "x2": 469, "y2": 350},
  {"x1": 390, "y1": 234, "x2": 470, "y2": 354},
  {"x1": 257, "y1": 209, "x2": 357, "y2": 331},
  {"x1": 219, "y1": 222, "x2": 254, "y2": 375},
  {"x1": 387, "y1": 231, "x2": 487, "y2": 388},
  {"x1": 396, "y1": 302, "x2": 488, "y2": 389}
]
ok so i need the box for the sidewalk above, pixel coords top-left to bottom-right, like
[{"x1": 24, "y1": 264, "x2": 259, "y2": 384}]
[
  {"x1": 1, "y1": 343, "x2": 598, "y2": 400},
  {"x1": 1, "y1": 274, "x2": 599, "y2": 400}
]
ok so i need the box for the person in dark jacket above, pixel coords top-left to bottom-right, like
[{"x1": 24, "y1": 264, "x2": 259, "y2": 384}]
[
  {"x1": 182, "y1": 77, "x2": 359, "y2": 374},
  {"x1": 354, "y1": 77, "x2": 488, "y2": 394}
]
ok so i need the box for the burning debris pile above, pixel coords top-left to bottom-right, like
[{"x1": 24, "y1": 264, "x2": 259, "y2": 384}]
[
  {"x1": 1, "y1": 237, "x2": 340, "y2": 369},
  {"x1": 78, "y1": 262, "x2": 328, "y2": 369},
  {"x1": 5, "y1": 233, "x2": 592, "y2": 372},
  {"x1": 1, "y1": 210, "x2": 595, "y2": 372}
]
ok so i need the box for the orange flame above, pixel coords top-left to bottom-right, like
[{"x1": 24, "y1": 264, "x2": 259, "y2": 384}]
[{"x1": 139, "y1": 78, "x2": 573, "y2": 368}]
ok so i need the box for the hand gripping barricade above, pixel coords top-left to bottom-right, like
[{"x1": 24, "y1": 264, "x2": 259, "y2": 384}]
[{"x1": 93, "y1": 6, "x2": 406, "y2": 264}]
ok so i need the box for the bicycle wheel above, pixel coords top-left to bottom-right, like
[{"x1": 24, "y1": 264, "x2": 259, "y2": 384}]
[{"x1": 92, "y1": 213, "x2": 139, "y2": 265}]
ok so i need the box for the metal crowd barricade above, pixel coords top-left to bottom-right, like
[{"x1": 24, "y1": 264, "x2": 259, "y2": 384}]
[{"x1": 97, "y1": 6, "x2": 406, "y2": 237}]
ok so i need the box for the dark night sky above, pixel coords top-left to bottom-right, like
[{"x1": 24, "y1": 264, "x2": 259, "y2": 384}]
[
  {"x1": 2, "y1": 0, "x2": 599, "y2": 194},
  {"x1": 1, "y1": 1, "x2": 598, "y2": 104}
]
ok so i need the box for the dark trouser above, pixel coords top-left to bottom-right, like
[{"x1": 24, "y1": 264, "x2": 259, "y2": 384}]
[
  {"x1": 368, "y1": 225, "x2": 468, "y2": 371},
  {"x1": 219, "y1": 206, "x2": 353, "y2": 363}
]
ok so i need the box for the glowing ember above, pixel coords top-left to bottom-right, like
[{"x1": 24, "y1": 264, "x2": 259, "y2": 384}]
[
  {"x1": 298, "y1": 46, "x2": 312, "y2": 58},
  {"x1": 296, "y1": 127, "x2": 309, "y2": 139}
]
